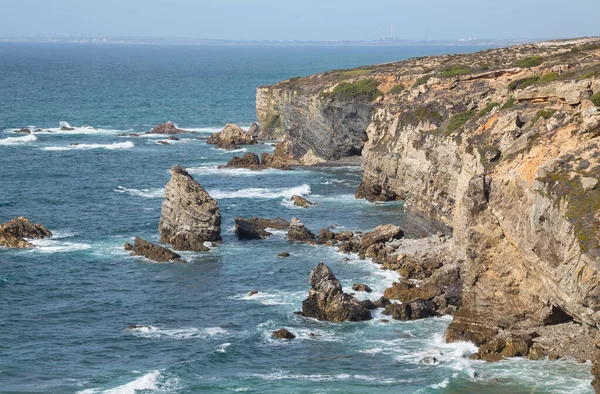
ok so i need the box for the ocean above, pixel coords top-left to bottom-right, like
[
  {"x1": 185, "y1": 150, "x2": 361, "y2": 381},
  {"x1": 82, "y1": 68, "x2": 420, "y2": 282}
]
[{"x1": 0, "y1": 43, "x2": 593, "y2": 393}]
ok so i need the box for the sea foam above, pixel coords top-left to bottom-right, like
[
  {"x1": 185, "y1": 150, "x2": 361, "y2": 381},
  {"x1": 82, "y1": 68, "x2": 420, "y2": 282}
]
[
  {"x1": 209, "y1": 184, "x2": 311, "y2": 200},
  {"x1": 0, "y1": 134, "x2": 37, "y2": 146},
  {"x1": 42, "y1": 142, "x2": 134, "y2": 151},
  {"x1": 114, "y1": 186, "x2": 164, "y2": 199}
]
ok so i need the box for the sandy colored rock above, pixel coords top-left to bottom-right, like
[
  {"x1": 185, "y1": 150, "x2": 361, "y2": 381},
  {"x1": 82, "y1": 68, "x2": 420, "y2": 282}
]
[
  {"x1": 0, "y1": 216, "x2": 52, "y2": 248},
  {"x1": 159, "y1": 165, "x2": 221, "y2": 251},
  {"x1": 207, "y1": 123, "x2": 257, "y2": 149},
  {"x1": 287, "y1": 217, "x2": 315, "y2": 242},
  {"x1": 147, "y1": 121, "x2": 187, "y2": 134},
  {"x1": 291, "y1": 195, "x2": 316, "y2": 208}
]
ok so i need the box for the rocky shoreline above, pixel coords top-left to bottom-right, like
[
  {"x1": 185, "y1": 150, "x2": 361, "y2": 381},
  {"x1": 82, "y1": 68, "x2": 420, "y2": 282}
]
[{"x1": 253, "y1": 36, "x2": 600, "y2": 389}]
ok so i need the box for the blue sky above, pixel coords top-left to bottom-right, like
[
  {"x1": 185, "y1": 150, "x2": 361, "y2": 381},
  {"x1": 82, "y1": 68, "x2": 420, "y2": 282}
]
[{"x1": 0, "y1": 0, "x2": 597, "y2": 41}]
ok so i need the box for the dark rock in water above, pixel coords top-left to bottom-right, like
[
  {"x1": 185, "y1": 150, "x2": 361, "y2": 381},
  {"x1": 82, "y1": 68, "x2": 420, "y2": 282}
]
[
  {"x1": 288, "y1": 217, "x2": 315, "y2": 242},
  {"x1": 318, "y1": 229, "x2": 337, "y2": 243},
  {"x1": 248, "y1": 122, "x2": 261, "y2": 137},
  {"x1": 301, "y1": 262, "x2": 372, "y2": 322},
  {"x1": 159, "y1": 165, "x2": 221, "y2": 251},
  {"x1": 124, "y1": 242, "x2": 133, "y2": 251},
  {"x1": 470, "y1": 333, "x2": 533, "y2": 362},
  {"x1": 291, "y1": 195, "x2": 316, "y2": 208},
  {"x1": 360, "y1": 299, "x2": 378, "y2": 310},
  {"x1": 352, "y1": 283, "x2": 373, "y2": 293},
  {"x1": 420, "y1": 356, "x2": 439, "y2": 365},
  {"x1": 158, "y1": 141, "x2": 170, "y2": 145},
  {"x1": 167, "y1": 136, "x2": 180, "y2": 141},
  {"x1": 126, "y1": 325, "x2": 152, "y2": 330},
  {"x1": 374, "y1": 296, "x2": 391, "y2": 309},
  {"x1": 277, "y1": 252, "x2": 290, "y2": 258},
  {"x1": 361, "y1": 224, "x2": 404, "y2": 249},
  {"x1": 147, "y1": 121, "x2": 187, "y2": 134},
  {"x1": 383, "y1": 303, "x2": 411, "y2": 321},
  {"x1": 408, "y1": 298, "x2": 438, "y2": 319},
  {"x1": 207, "y1": 123, "x2": 256, "y2": 149},
  {"x1": 15, "y1": 128, "x2": 31, "y2": 134},
  {"x1": 60, "y1": 125, "x2": 75, "y2": 131},
  {"x1": 248, "y1": 290, "x2": 258, "y2": 296},
  {"x1": 133, "y1": 237, "x2": 183, "y2": 263},
  {"x1": 272, "y1": 328, "x2": 296, "y2": 340},
  {"x1": 592, "y1": 352, "x2": 600, "y2": 392},
  {"x1": 225, "y1": 153, "x2": 261, "y2": 169},
  {"x1": 0, "y1": 216, "x2": 52, "y2": 248},
  {"x1": 234, "y1": 217, "x2": 290, "y2": 240}
]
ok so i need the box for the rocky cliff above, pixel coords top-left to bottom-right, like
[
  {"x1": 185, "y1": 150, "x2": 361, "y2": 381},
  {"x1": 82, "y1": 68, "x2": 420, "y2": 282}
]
[{"x1": 257, "y1": 38, "x2": 600, "y2": 360}]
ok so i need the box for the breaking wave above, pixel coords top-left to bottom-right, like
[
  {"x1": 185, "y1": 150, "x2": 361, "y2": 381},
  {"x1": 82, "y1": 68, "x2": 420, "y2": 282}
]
[
  {"x1": 42, "y1": 142, "x2": 134, "y2": 151},
  {"x1": 209, "y1": 184, "x2": 311, "y2": 199},
  {"x1": 0, "y1": 134, "x2": 37, "y2": 146}
]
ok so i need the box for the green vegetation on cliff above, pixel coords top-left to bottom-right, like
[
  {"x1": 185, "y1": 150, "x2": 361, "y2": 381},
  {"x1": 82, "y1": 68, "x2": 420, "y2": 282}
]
[
  {"x1": 591, "y1": 92, "x2": 600, "y2": 106},
  {"x1": 515, "y1": 56, "x2": 544, "y2": 68},
  {"x1": 388, "y1": 84, "x2": 405, "y2": 95},
  {"x1": 478, "y1": 102, "x2": 500, "y2": 117},
  {"x1": 327, "y1": 78, "x2": 383, "y2": 102},
  {"x1": 438, "y1": 64, "x2": 471, "y2": 78}
]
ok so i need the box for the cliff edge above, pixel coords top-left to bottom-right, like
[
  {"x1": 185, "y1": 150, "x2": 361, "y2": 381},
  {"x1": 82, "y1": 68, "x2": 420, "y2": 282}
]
[{"x1": 257, "y1": 37, "x2": 600, "y2": 362}]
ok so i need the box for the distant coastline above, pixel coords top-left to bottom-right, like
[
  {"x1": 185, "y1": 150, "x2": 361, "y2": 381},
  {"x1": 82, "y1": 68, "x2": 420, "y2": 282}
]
[{"x1": 0, "y1": 35, "x2": 542, "y2": 47}]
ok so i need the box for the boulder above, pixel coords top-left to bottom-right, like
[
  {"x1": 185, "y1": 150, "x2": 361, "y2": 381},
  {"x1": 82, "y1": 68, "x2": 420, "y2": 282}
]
[
  {"x1": 0, "y1": 217, "x2": 52, "y2": 248},
  {"x1": 408, "y1": 298, "x2": 438, "y2": 319},
  {"x1": 360, "y1": 224, "x2": 404, "y2": 249},
  {"x1": 248, "y1": 290, "x2": 258, "y2": 296},
  {"x1": 277, "y1": 252, "x2": 290, "y2": 258},
  {"x1": 260, "y1": 153, "x2": 291, "y2": 170},
  {"x1": 318, "y1": 229, "x2": 337, "y2": 243},
  {"x1": 207, "y1": 123, "x2": 257, "y2": 149},
  {"x1": 352, "y1": 283, "x2": 373, "y2": 293},
  {"x1": 288, "y1": 217, "x2": 315, "y2": 242},
  {"x1": 360, "y1": 299, "x2": 378, "y2": 310},
  {"x1": 373, "y1": 296, "x2": 391, "y2": 309},
  {"x1": 225, "y1": 153, "x2": 261, "y2": 169},
  {"x1": 234, "y1": 217, "x2": 290, "y2": 240},
  {"x1": 15, "y1": 128, "x2": 31, "y2": 134},
  {"x1": 248, "y1": 122, "x2": 261, "y2": 137},
  {"x1": 132, "y1": 237, "x2": 183, "y2": 263},
  {"x1": 291, "y1": 195, "x2": 316, "y2": 208},
  {"x1": 384, "y1": 280, "x2": 439, "y2": 302},
  {"x1": 383, "y1": 303, "x2": 411, "y2": 320},
  {"x1": 272, "y1": 328, "x2": 296, "y2": 340},
  {"x1": 147, "y1": 121, "x2": 187, "y2": 134},
  {"x1": 167, "y1": 136, "x2": 180, "y2": 141},
  {"x1": 124, "y1": 242, "x2": 133, "y2": 251},
  {"x1": 159, "y1": 165, "x2": 221, "y2": 251},
  {"x1": 301, "y1": 262, "x2": 372, "y2": 322}
]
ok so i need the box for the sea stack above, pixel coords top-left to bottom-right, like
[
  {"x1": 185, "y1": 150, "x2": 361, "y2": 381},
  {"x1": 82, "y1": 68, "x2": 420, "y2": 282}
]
[
  {"x1": 159, "y1": 165, "x2": 221, "y2": 251},
  {"x1": 0, "y1": 216, "x2": 52, "y2": 248},
  {"x1": 301, "y1": 262, "x2": 372, "y2": 322}
]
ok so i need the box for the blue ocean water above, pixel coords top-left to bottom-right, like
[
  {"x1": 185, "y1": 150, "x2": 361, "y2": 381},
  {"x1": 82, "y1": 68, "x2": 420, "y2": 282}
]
[{"x1": 0, "y1": 43, "x2": 593, "y2": 393}]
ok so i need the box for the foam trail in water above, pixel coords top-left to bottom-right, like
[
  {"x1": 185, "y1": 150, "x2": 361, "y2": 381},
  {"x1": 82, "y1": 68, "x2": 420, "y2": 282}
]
[
  {"x1": 126, "y1": 325, "x2": 228, "y2": 340},
  {"x1": 209, "y1": 184, "x2": 310, "y2": 199},
  {"x1": 186, "y1": 166, "x2": 286, "y2": 177},
  {"x1": 29, "y1": 238, "x2": 92, "y2": 253},
  {"x1": 42, "y1": 142, "x2": 134, "y2": 151},
  {"x1": 103, "y1": 370, "x2": 161, "y2": 394},
  {"x1": 0, "y1": 134, "x2": 37, "y2": 146},
  {"x1": 114, "y1": 186, "x2": 164, "y2": 198}
]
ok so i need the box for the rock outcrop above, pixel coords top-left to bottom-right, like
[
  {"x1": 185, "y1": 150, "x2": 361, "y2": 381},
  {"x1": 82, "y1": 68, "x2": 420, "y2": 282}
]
[
  {"x1": 291, "y1": 195, "x2": 316, "y2": 208},
  {"x1": 287, "y1": 217, "x2": 315, "y2": 242},
  {"x1": 301, "y1": 262, "x2": 372, "y2": 322},
  {"x1": 147, "y1": 121, "x2": 187, "y2": 134},
  {"x1": 159, "y1": 165, "x2": 221, "y2": 251},
  {"x1": 0, "y1": 217, "x2": 52, "y2": 248},
  {"x1": 131, "y1": 237, "x2": 183, "y2": 263},
  {"x1": 234, "y1": 217, "x2": 290, "y2": 240},
  {"x1": 207, "y1": 123, "x2": 257, "y2": 149},
  {"x1": 223, "y1": 152, "x2": 291, "y2": 170},
  {"x1": 257, "y1": 37, "x2": 600, "y2": 374},
  {"x1": 272, "y1": 328, "x2": 296, "y2": 339}
]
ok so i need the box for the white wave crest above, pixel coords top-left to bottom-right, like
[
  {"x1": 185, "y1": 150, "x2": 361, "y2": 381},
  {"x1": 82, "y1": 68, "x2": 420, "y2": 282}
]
[
  {"x1": 126, "y1": 325, "x2": 228, "y2": 340},
  {"x1": 185, "y1": 166, "x2": 286, "y2": 177},
  {"x1": 103, "y1": 370, "x2": 160, "y2": 394},
  {"x1": 29, "y1": 238, "x2": 92, "y2": 253},
  {"x1": 0, "y1": 134, "x2": 37, "y2": 146},
  {"x1": 209, "y1": 184, "x2": 310, "y2": 200},
  {"x1": 213, "y1": 147, "x2": 248, "y2": 154},
  {"x1": 114, "y1": 186, "x2": 164, "y2": 199},
  {"x1": 40, "y1": 121, "x2": 127, "y2": 135},
  {"x1": 42, "y1": 142, "x2": 134, "y2": 151}
]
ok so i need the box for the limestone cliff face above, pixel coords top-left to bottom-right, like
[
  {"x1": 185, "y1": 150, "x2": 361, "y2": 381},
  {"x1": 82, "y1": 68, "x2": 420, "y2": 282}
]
[{"x1": 257, "y1": 38, "x2": 600, "y2": 339}]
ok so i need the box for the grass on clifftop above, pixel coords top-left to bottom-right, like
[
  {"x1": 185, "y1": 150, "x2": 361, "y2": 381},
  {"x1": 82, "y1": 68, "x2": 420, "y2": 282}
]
[
  {"x1": 478, "y1": 102, "x2": 500, "y2": 117},
  {"x1": 515, "y1": 56, "x2": 544, "y2": 68},
  {"x1": 327, "y1": 78, "x2": 383, "y2": 102},
  {"x1": 591, "y1": 92, "x2": 600, "y2": 106}
]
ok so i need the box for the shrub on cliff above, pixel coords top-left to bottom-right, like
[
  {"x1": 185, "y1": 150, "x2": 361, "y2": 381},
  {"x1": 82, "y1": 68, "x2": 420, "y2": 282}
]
[
  {"x1": 388, "y1": 84, "x2": 405, "y2": 95},
  {"x1": 413, "y1": 74, "x2": 432, "y2": 88},
  {"x1": 515, "y1": 56, "x2": 543, "y2": 68},
  {"x1": 508, "y1": 77, "x2": 539, "y2": 91},
  {"x1": 478, "y1": 102, "x2": 500, "y2": 117},
  {"x1": 591, "y1": 92, "x2": 600, "y2": 106},
  {"x1": 446, "y1": 110, "x2": 476, "y2": 134},
  {"x1": 438, "y1": 64, "x2": 470, "y2": 78},
  {"x1": 327, "y1": 79, "x2": 383, "y2": 102}
]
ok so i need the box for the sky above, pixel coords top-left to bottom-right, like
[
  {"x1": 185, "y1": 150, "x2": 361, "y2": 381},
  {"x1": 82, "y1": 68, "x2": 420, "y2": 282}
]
[{"x1": 0, "y1": 0, "x2": 598, "y2": 41}]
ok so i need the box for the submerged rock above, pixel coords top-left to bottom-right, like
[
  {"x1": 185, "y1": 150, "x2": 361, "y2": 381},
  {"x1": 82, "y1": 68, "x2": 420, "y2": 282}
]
[
  {"x1": 287, "y1": 217, "x2": 316, "y2": 242},
  {"x1": 0, "y1": 217, "x2": 52, "y2": 248},
  {"x1": 277, "y1": 252, "x2": 291, "y2": 258},
  {"x1": 124, "y1": 242, "x2": 133, "y2": 251},
  {"x1": 272, "y1": 328, "x2": 296, "y2": 340},
  {"x1": 234, "y1": 217, "x2": 290, "y2": 240},
  {"x1": 132, "y1": 237, "x2": 183, "y2": 263},
  {"x1": 291, "y1": 195, "x2": 316, "y2": 208},
  {"x1": 352, "y1": 283, "x2": 373, "y2": 293},
  {"x1": 159, "y1": 165, "x2": 221, "y2": 251},
  {"x1": 301, "y1": 262, "x2": 372, "y2": 322},
  {"x1": 248, "y1": 290, "x2": 258, "y2": 296},
  {"x1": 147, "y1": 121, "x2": 187, "y2": 134},
  {"x1": 207, "y1": 123, "x2": 256, "y2": 149},
  {"x1": 15, "y1": 128, "x2": 31, "y2": 134}
]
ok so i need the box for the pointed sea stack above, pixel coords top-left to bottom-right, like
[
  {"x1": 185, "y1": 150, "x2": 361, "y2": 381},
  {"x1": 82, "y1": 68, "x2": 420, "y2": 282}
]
[
  {"x1": 301, "y1": 262, "x2": 372, "y2": 322},
  {"x1": 159, "y1": 165, "x2": 221, "y2": 251}
]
